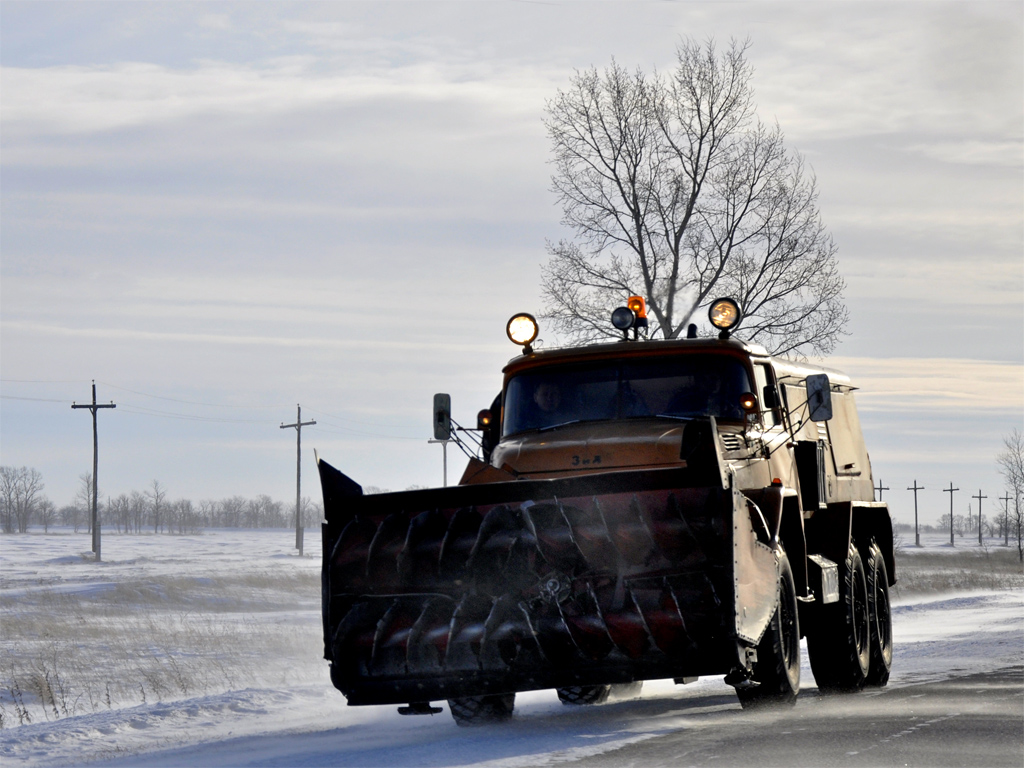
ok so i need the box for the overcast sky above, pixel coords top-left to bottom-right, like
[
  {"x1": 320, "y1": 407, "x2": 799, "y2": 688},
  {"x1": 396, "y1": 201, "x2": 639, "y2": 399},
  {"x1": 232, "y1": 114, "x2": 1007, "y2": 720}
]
[{"x1": 2, "y1": 1, "x2": 1022, "y2": 529}]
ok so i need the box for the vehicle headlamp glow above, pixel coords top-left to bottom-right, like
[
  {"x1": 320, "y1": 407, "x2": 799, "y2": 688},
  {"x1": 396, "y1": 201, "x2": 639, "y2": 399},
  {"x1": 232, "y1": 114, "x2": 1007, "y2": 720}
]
[
  {"x1": 506, "y1": 313, "x2": 539, "y2": 353},
  {"x1": 611, "y1": 306, "x2": 636, "y2": 331},
  {"x1": 739, "y1": 392, "x2": 758, "y2": 412},
  {"x1": 708, "y1": 298, "x2": 742, "y2": 332}
]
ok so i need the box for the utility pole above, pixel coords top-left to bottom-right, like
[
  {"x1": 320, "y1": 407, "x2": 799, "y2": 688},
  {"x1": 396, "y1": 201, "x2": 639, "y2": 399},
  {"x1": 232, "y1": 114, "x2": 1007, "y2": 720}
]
[
  {"x1": 874, "y1": 478, "x2": 890, "y2": 501},
  {"x1": 943, "y1": 483, "x2": 959, "y2": 546},
  {"x1": 972, "y1": 490, "x2": 987, "y2": 546},
  {"x1": 907, "y1": 480, "x2": 924, "y2": 547},
  {"x1": 427, "y1": 439, "x2": 450, "y2": 487},
  {"x1": 71, "y1": 381, "x2": 116, "y2": 562},
  {"x1": 280, "y1": 405, "x2": 315, "y2": 556},
  {"x1": 1000, "y1": 492, "x2": 1012, "y2": 546}
]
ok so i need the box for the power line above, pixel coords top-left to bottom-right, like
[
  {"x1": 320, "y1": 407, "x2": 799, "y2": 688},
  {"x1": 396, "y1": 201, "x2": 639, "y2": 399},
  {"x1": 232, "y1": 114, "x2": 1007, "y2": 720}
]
[
  {"x1": 1, "y1": 378, "x2": 89, "y2": 384},
  {"x1": 300, "y1": 405, "x2": 421, "y2": 430},
  {"x1": 1, "y1": 395, "x2": 71, "y2": 403},
  {"x1": 4, "y1": 380, "x2": 424, "y2": 439},
  {"x1": 117, "y1": 404, "x2": 272, "y2": 424},
  {"x1": 307, "y1": 422, "x2": 422, "y2": 440},
  {"x1": 97, "y1": 381, "x2": 288, "y2": 410}
]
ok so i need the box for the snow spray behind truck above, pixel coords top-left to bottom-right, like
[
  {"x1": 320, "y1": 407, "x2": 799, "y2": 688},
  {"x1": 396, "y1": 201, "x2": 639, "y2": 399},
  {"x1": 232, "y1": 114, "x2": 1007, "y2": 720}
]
[{"x1": 316, "y1": 297, "x2": 894, "y2": 726}]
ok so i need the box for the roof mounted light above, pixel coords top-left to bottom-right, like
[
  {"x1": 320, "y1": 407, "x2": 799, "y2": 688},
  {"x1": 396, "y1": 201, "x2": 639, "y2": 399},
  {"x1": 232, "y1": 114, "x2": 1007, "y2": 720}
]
[
  {"x1": 708, "y1": 297, "x2": 742, "y2": 339},
  {"x1": 506, "y1": 313, "x2": 538, "y2": 354},
  {"x1": 627, "y1": 296, "x2": 648, "y2": 322},
  {"x1": 611, "y1": 306, "x2": 635, "y2": 331}
]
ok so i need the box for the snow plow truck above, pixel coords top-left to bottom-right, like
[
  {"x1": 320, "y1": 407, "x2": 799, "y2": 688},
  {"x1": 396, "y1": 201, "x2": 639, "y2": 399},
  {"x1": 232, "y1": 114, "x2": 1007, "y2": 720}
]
[{"x1": 316, "y1": 297, "x2": 894, "y2": 726}]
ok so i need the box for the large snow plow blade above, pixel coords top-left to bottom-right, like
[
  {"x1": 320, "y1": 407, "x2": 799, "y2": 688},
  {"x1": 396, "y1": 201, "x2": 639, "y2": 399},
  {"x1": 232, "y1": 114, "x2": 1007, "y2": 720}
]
[{"x1": 319, "y1": 458, "x2": 777, "y2": 706}]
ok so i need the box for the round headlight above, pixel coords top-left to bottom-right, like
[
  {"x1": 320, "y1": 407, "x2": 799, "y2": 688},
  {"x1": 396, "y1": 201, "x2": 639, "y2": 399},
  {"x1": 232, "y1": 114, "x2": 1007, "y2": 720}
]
[
  {"x1": 708, "y1": 298, "x2": 742, "y2": 331},
  {"x1": 506, "y1": 313, "x2": 539, "y2": 347},
  {"x1": 611, "y1": 306, "x2": 635, "y2": 330}
]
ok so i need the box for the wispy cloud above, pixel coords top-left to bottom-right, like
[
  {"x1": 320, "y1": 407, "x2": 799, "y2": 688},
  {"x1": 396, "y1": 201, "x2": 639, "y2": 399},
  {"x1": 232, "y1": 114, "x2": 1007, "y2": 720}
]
[{"x1": 822, "y1": 356, "x2": 1024, "y2": 413}]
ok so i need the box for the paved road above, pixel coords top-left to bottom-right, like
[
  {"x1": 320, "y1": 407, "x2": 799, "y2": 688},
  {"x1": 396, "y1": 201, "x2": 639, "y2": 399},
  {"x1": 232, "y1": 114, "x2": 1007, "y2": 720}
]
[{"x1": 583, "y1": 667, "x2": 1024, "y2": 768}]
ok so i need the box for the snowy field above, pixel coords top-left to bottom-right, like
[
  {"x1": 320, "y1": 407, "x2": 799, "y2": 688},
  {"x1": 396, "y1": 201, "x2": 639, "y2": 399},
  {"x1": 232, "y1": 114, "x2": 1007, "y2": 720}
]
[{"x1": 1, "y1": 528, "x2": 1022, "y2": 767}]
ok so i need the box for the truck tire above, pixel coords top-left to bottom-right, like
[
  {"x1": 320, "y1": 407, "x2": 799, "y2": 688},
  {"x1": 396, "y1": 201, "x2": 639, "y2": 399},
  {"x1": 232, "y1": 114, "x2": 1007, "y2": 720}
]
[
  {"x1": 736, "y1": 550, "x2": 800, "y2": 708},
  {"x1": 447, "y1": 693, "x2": 515, "y2": 726},
  {"x1": 557, "y1": 685, "x2": 611, "y2": 705},
  {"x1": 864, "y1": 541, "x2": 892, "y2": 687},
  {"x1": 557, "y1": 681, "x2": 643, "y2": 706},
  {"x1": 807, "y1": 546, "x2": 870, "y2": 693}
]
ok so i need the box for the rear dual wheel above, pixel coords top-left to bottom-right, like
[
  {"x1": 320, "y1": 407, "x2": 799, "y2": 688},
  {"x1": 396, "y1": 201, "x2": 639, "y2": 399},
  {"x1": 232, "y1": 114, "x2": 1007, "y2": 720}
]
[
  {"x1": 807, "y1": 546, "x2": 871, "y2": 693},
  {"x1": 864, "y1": 541, "x2": 893, "y2": 687}
]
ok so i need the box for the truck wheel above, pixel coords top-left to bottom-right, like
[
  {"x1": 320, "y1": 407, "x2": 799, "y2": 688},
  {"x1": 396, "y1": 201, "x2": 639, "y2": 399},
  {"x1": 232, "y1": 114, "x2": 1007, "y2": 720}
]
[
  {"x1": 736, "y1": 551, "x2": 800, "y2": 708},
  {"x1": 807, "y1": 546, "x2": 870, "y2": 693},
  {"x1": 864, "y1": 541, "x2": 892, "y2": 687},
  {"x1": 556, "y1": 685, "x2": 611, "y2": 706},
  {"x1": 447, "y1": 693, "x2": 515, "y2": 726}
]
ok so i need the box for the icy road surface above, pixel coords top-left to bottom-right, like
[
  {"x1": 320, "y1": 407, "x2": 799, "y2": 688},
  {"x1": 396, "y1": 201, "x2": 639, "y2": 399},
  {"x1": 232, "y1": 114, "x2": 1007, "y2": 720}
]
[{"x1": 1, "y1": 529, "x2": 1021, "y2": 767}]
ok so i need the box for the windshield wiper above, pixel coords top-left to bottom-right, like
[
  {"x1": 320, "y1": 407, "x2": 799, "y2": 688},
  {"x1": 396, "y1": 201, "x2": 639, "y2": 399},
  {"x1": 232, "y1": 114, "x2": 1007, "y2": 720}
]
[
  {"x1": 537, "y1": 419, "x2": 583, "y2": 433},
  {"x1": 653, "y1": 413, "x2": 696, "y2": 422}
]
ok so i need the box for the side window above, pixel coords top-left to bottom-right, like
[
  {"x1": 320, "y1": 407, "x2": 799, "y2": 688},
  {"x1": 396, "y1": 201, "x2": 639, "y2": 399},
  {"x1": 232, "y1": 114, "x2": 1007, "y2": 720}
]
[{"x1": 754, "y1": 363, "x2": 780, "y2": 426}]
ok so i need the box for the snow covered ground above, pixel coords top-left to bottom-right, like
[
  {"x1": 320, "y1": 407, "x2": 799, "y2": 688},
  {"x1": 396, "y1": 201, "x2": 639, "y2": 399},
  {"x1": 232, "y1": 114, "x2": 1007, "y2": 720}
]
[{"x1": 2, "y1": 529, "x2": 1021, "y2": 767}]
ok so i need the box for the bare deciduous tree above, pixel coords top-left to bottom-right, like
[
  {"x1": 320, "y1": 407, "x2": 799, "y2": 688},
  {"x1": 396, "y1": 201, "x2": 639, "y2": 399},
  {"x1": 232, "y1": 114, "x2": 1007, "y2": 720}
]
[
  {"x1": 0, "y1": 466, "x2": 46, "y2": 533},
  {"x1": 36, "y1": 498, "x2": 57, "y2": 533},
  {"x1": 996, "y1": 428, "x2": 1024, "y2": 562},
  {"x1": 542, "y1": 38, "x2": 847, "y2": 354},
  {"x1": 74, "y1": 473, "x2": 97, "y2": 534},
  {"x1": 147, "y1": 480, "x2": 167, "y2": 534}
]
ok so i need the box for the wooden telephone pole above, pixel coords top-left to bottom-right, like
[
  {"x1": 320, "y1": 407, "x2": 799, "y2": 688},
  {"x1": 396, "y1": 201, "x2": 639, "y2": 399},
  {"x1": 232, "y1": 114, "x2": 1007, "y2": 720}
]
[
  {"x1": 280, "y1": 405, "x2": 315, "y2": 556},
  {"x1": 907, "y1": 480, "x2": 924, "y2": 547},
  {"x1": 943, "y1": 483, "x2": 959, "y2": 546},
  {"x1": 1000, "y1": 492, "x2": 1012, "y2": 546},
  {"x1": 71, "y1": 381, "x2": 116, "y2": 561},
  {"x1": 972, "y1": 490, "x2": 987, "y2": 545},
  {"x1": 874, "y1": 478, "x2": 890, "y2": 502}
]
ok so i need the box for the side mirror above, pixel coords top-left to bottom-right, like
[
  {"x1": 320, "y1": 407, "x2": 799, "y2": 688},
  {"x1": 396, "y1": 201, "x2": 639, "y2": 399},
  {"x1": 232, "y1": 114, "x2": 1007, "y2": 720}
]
[
  {"x1": 433, "y1": 393, "x2": 452, "y2": 440},
  {"x1": 762, "y1": 386, "x2": 779, "y2": 409},
  {"x1": 805, "y1": 374, "x2": 833, "y2": 421}
]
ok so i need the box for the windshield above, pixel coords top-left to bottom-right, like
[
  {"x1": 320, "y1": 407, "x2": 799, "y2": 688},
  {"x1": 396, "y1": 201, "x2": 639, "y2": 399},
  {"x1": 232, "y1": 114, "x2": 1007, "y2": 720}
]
[{"x1": 502, "y1": 355, "x2": 753, "y2": 436}]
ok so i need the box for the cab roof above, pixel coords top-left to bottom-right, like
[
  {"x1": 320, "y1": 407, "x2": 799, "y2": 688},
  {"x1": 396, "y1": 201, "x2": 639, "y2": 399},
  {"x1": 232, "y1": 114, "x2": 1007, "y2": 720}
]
[{"x1": 503, "y1": 336, "x2": 854, "y2": 389}]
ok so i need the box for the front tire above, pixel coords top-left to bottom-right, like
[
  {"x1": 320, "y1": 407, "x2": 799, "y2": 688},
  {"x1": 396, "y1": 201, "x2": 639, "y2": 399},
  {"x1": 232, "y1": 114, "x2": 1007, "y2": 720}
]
[
  {"x1": 736, "y1": 550, "x2": 801, "y2": 708},
  {"x1": 807, "y1": 546, "x2": 870, "y2": 693},
  {"x1": 864, "y1": 541, "x2": 892, "y2": 687},
  {"x1": 447, "y1": 693, "x2": 515, "y2": 726}
]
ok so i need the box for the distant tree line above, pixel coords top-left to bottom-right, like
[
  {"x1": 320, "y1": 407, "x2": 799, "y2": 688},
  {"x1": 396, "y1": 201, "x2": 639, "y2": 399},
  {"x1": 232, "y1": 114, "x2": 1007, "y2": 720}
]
[
  {"x1": 0, "y1": 466, "x2": 53, "y2": 533},
  {"x1": 0, "y1": 467, "x2": 324, "y2": 535}
]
